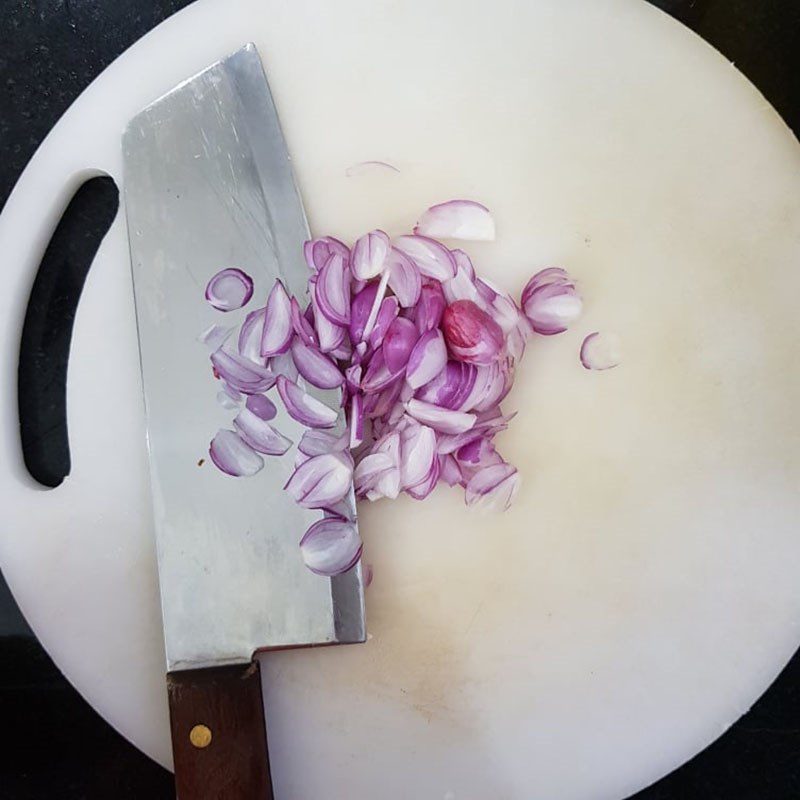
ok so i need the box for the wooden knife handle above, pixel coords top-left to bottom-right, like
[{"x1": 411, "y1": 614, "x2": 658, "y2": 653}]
[{"x1": 167, "y1": 661, "x2": 273, "y2": 800}]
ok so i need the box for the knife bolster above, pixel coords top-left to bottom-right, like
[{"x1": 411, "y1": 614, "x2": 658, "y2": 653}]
[{"x1": 167, "y1": 661, "x2": 273, "y2": 800}]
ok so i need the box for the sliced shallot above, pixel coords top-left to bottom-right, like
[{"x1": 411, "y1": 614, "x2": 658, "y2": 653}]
[
  {"x1": 465, "y1": 462, "x2": 520, "y2": 512},
  {"x1": 211, "y1": 349, "x2": 276, "y2": 395},
  {"x1": 276, "y1": 375, "x2": 339, "y2": 428},
  {"x1": 300, "y1": 518, "x2": 363, "y2": 576},
  {"x1": 394, "y1": 235, "x2": 457, "y2": 281},
  {"x1": 580, "y1": 331, "x2": 622, "y2": 371},
  {"x1": 234, "y1": 408, "x2": 292, "y2": 456},
  {"x1": 291, "y1": 336, "x2": 345, "y2": 390},
  {"x1": 405, "y1": 399, "x2": 476, "y2": 434},
  {"x1": 260, "y1": 280, "x2": 293, "y2": 357},
  {"x1": 209, "y1": 429, "x2": 264, "y2": 477},
  {"x1": 406, "y1": 329, "x2": 447, "y2": 390},
  {"x1": 205, "y1": 268, "x2": 254, "y2": 312},
  {"x1": 351, "y1": 230, "x2": 390, "y2": 281},
  {"x1": 414, "y1": 200, "x2": 496, "y2": 242},
  {"x1": 285, "y1": 452, "x2": 354, "y2": 509}
]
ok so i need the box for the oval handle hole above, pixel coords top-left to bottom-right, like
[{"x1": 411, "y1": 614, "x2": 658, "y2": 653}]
[{"x1": 18, "y1": 176, "x2": 120, "y2": 488}]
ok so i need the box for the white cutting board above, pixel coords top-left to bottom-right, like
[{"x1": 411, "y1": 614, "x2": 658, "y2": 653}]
[{"x1": 1, "y1": 1, "x2": 799, "y2": 798}]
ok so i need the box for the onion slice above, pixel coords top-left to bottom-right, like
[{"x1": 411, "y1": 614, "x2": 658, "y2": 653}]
[
  {"x1": 209, "y1": 429, "x2": 264, "y2": 477},
  {"x1": 316, "y1": 252, "x2": 351, "y2": 325},
  {"x1": 260, "y1": 280, "x2": 293, "y2": 357},
  {"x1": 406, "y1": 329, "x2": 447, "y2": 390},
  {"x1": 298, "y1": 428, "x2": 350, "y2": 457},
  {"x1": 405, "y1": 399, "x2": 476, "y2": 434},
  {"x1": 211, "y1": 349, "x2": 276, "y2": 395},
  {"x1": 414, "y1": 200, "x2": 496, "y2": 242},
  {"x1": 205, "y1": 268, "x2": 254, "y2": 312},
  {"x1": 386, "y1": 248, "x2": 422, "y2": 307},
  {"x1": 300, "y1": 518, "x2": 363, "y2": 576},
  {"x1": 580, "y1": 331, "x2": 622, "y2": 370},
  {"x1": 237, "y1": 307, "x2": 267, "y2": 364},
  {"x1": 233, "y1": 408, "x2": 292, "y2": 455},
  {"x1": 399, "y1": 420, "x2": 437, "y2": 490},
  {"x1": 285, "y1": 452, "x2": 354, "y2": 509},
  {"x1": 393, "y1": 235, "x2": 457, "y2": 281},
  {"x1": 351, "y1": 230, "x2": 390, "y2": 281},
  {"x1": 276, "y1": 375, "x2": 339, "y2": 428},
  {"x1": 304, "y1": 237, "x2": 349, "y2": 272},
  {"x1": 246, "y1": 394, "x2": 277, "y2": 421},
  {"x1": 465, "y1": 462, "x2": 520, "y2": 512},
  {"x1": 291, "y1": 337, "x2": 344, "y2": 390}
]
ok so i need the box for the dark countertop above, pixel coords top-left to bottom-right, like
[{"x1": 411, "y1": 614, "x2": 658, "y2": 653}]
[{"x1": 1, "y1": 1, "x2": 798, "y2": 797}]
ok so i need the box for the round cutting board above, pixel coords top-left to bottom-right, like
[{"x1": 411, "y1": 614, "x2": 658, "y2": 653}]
[{"x1": 2, "y1": 0, "x2": 800, "y2": 798}]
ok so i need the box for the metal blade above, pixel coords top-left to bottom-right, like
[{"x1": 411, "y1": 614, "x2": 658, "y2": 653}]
[{"x1": 123, "y1": 44, "x2": 365, "y2": 672}]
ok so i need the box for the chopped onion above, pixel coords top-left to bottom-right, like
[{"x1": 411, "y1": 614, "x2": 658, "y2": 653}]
[
  {"x1": 368, "y1": 295, "x2": 399, "y2": 349},
  {"x1": 386, "y1": 248, "x2": 422, "y2": 308},
  {"x1": 291, "y1": 336, "x2": 345, "y2": 389},
  {"x1": 291, "y1": 298, "x2": 317, "y2": 346},
  {"x1": 211, "y1": 349, "x2": 276, "y2": 395},
  {"x1": 405, "y1": 399, "x2": 476, "y2": 434},
  {"x1": 361, "y1": 347, "x2": 404, "y2": 394},
  {"x1": 298, "y1": 429, "x2": 349, "y2": 457},
  {"x1": 234, "y1": 408, "x2": 292, "y2": 455},
  {"x1": 399, "y1": 420, "x2": 437, "y2": 490},
  {"x1": 276, "y1": 375, "x2": 339, "y2": 428},
  {"x1": 205, "y1": 268, "x2": 254, "y2": 312},
  {"x1": 414, "y1": 200, "x2": 495, "y2": 242},
  {"x1": 349, "y1": 282, "x2": 380, "y2": 343},
  {"x1": 580, "y1": 331, "x2": 622, "y2": 370},
  {"x1": 352, "y1": 230, "x2": 390, "y2": 281},
  {"x1": 443, "y1": 263, "x2": 481, "y2": 305},
  {"x1": 238, "y1": 307, "x2": 267, "y2": 364},
  {"x1": 260, "y1": 280, "x2": 293, "y2": 357},
  {"x1": 394, "y1": 235, "x2": 457, "y2": 281},
  {"x1": 382, "y1": 317, "x2": 418, "y2": 374},
  {"x1": 416, "y1": 360, "x2": 477, "y2": 409},
  {"x1": 316, "y1": 252, "x2": 351, "y2": 326},
  {"x1": 442, "y1": 299, "x2": 505, "y2": 365},
  {"x1": 465, "y1": 462, "x2": 520, "y2": 512},
  {"x1": 270, "y1": 349, "x2": 299, "y2": 382},
  {"x1": 414, "y1": 282, "x2": 447, "y2": 334},
  {"x1": 304, "y1": 236, "x2": 349, "y2": 272},
  {"x1": 350, "y1": 393, "x2": 365, "y2": 448},
  {"x1": 246, "y1": 394, "x2": 277, "y2": 421},
  {"x1": 362, "y1": 269, "x2": 392, "y2": 343},
  {"x1": 310, "y1": 276, "x2": 346, "y2": 353},
  {"x1": 438, "y1": 453, "x2": 464, "y2": 487},
  {"x1": 201, "y1": 200, "x2": 593, "y2": 555},
  {"x1": 209, "y1": 429, "x2": 264, "y2": 477},
  {"x1": 406, "y1": 329, "x2": 447, "y2": 390},
  {"x1": 521, "y1": 268, "x2": 582, "y2": 335},
  {"x1": 198, "y1": 324, "x2": 234, "y2": 350},
  {"x1": 354, "y1": 451, "x2": 395, "y2": 496},
  {"x1": 300, "y1": 518, "x2": 362, "y2": 576},
  {"x1": 285, "y1": 452, "x2": 353, "y2": 509},
  {"x1": 406, "y1": 456, "x2": 440, "y2": 500}
]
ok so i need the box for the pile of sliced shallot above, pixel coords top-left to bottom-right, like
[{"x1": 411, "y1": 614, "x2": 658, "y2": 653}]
[{"x1": 202, "y1": 200, "x2": 602, "y2": 577}]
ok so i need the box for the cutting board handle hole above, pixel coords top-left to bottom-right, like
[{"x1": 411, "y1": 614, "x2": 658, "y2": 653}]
[{"x1": 18, "y1": 176, "x2": 119, "y2": 488}]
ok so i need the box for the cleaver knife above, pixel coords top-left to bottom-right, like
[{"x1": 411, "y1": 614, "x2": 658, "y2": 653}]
[{"x1": 123, "y1": 44, "x2": 365, "y2": 800}]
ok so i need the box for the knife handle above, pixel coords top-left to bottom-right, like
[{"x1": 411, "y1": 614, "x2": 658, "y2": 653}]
[{"x1": 167, "y1": 661, "x2": 274, "y2": 800}]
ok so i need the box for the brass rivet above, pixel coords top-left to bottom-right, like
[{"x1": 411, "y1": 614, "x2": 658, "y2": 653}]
[{"x1": 189, "y1": 724, "x2": 212, "y2": 749}]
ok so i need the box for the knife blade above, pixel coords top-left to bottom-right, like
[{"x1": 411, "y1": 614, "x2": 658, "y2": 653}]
[{"x1": 123, "y1": 44, "x2": 365, "y2": 800}]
